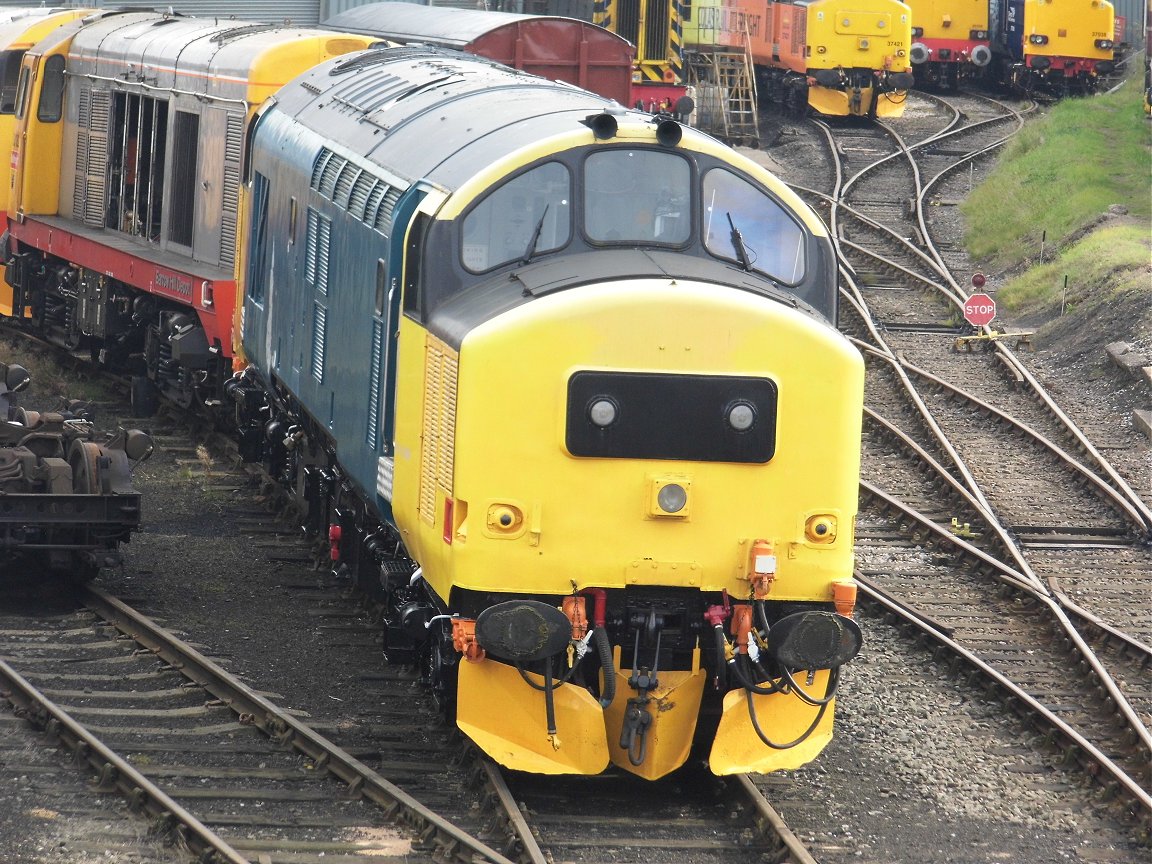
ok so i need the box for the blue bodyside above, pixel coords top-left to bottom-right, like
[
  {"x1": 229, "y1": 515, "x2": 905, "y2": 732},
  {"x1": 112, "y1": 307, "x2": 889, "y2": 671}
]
[
  {"x1": 993, "y1": 0, "x2": 1027, "y2": 61},
  {"x1": 242, "y1": 107, "x2": 411, "y2": 521}
]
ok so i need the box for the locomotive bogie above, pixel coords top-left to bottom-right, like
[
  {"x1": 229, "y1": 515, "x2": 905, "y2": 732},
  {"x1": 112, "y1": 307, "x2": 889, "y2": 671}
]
[{"x1": 0, "y1": 359, "x2": 153, "y2": 580}]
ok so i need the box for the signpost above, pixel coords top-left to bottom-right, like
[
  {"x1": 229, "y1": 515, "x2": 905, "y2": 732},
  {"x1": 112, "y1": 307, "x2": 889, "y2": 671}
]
[
  {"x1": 963, "y1": 293, "x2": 996, "y2": 326},
  {"x1": 964, "y1": 273, "x2": 996, "y2": 326}
]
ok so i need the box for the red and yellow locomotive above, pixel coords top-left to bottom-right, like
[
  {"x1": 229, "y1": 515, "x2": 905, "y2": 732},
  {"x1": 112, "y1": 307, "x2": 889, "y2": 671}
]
[{"x1": 906, "y1": 0, "x2": 993, "y2": 88}]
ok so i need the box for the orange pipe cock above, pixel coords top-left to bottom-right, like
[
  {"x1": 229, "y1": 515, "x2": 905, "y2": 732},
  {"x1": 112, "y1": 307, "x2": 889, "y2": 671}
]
[
  {"x1": 730, "y1": 604, "x2": 754, "y2": 655},
  {"x1": 833, "y1": 580, "x2": 858, "y2": 617},
  {"x1": 562, "y1": 595, "x2": 589, "y2": 640},
  {"x1": 748, "y1": 538, "x2": 776, "y2": 599},
  {"x1": 452, "y1": 618, "x2": 486, "y2": 663}
]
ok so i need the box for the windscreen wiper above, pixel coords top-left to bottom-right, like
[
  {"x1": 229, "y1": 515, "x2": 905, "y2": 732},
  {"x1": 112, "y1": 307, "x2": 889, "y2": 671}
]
[
  {"x1": 727, "y1": 212, "x2": 752, "y2": 271},
  {"x1": 522, "y1": 205, "x2": 550, "y2": 265}
]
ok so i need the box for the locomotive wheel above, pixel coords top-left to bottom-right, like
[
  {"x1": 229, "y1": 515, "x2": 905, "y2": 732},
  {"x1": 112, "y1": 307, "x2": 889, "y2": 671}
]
[
  {"x1": 13, "y1": 407, "x2": 40, "y2": 427},
  {"x1": 68, "y1": 439, "x2": 103, "y2": 494},
  {"x1": 130, "y1": 375, "x2": 159, "y2": 417}
]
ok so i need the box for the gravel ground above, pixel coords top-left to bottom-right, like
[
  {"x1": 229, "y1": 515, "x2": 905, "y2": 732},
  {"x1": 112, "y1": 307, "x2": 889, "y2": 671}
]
[{"x1": 0, "y1": 114, "x2": 1148, "y2": 863}]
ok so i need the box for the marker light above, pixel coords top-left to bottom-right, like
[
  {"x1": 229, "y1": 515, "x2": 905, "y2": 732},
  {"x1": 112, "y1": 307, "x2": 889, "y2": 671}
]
[
  {"x1": 588, "y1": 397, "x2": 617, "y2": 427},
  {"x1": 726, "y1": 401, "x2": 756, "y2": 431},
  {"x1": 805, "y1": 514, "x2": 838, "y2": 543}
]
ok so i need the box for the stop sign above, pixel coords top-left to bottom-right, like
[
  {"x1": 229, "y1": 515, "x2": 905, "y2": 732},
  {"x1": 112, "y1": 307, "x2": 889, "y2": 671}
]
[{"x1": 963, "y1": 293, "x2": 997, "y2": 326}]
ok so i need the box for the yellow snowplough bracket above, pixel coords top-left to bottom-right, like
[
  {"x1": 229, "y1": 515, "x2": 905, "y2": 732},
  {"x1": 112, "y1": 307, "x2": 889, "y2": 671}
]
[
  {"x1": 709, "y1": 669, "x2": 836, "y2": 774},
  {"x1": 604, "y1": 667, "x2": 707, "y2": 781},
  {"x1": 457, "y1": 658, "x2": 609, "y2": 774}
]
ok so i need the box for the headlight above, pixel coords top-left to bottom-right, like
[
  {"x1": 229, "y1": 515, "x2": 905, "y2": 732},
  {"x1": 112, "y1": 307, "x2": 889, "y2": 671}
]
[
  {"x1": 911, "y1": 26, "x2": 923, "y2": 37},
  {"x1": 969, "y1": 29, "x2": 988, "y2": 40},
  {"x1": 656, "y1": 482, "x2": 688, "y2": 514},
  {"x1": 1029, "y1": 34, "x2": 1049, "y2": 45},
  {"x1": 1094, "y1": 39, "x2": 1113, "y2": 50}
]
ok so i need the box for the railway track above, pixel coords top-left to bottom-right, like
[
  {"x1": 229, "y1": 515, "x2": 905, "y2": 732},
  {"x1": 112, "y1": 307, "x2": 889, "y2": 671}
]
[
  {"x1": 490, "y1": 762, "x2": 817, "y2": 864},
  {"x1": 763, "y1": 90, "x2": 1151, "y2": 832},
  {"x1": 0, "y1": 582, "x2": 520, "y2": 864}
]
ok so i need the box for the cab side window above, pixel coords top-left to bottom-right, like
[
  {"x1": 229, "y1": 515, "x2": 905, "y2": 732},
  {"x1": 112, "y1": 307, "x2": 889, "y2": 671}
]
[{"x1": 37, "y1": 55, "x2": 65, "y2": 123}]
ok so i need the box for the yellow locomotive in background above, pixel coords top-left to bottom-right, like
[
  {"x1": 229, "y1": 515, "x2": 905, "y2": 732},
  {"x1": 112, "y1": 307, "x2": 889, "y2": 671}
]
[{"x1": 989, "y1": 0, "x2": 1117, "y2": 94}]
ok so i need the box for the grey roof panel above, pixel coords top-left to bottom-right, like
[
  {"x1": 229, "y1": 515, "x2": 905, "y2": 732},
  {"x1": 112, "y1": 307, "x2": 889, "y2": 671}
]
[{"x1": 273, "y1": 46, "x2": 619, "y2": 192}]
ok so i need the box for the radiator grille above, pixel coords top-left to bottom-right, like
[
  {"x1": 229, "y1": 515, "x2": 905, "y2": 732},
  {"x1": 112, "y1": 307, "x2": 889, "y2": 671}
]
[
  {"x1": 367, "y1": 320, "x2": 384, "y2": 450},
  {"x1": 333, "y1": 161, "x2": 360, "y2": 207},
  {"x1": 220, "y1": 113, "x2": 243, "y2": 267},
  {"x1": 305, "y1": 208, "x2": 331, "y2": 295},
  {"x1": 418, "y1": 336, "x2": 457, "y2": 525},
  {"x1": 643, "y1": 0, "x2": 671, "y2": 63},
  {"x1": 74, "y1": 89, "x2": 110, "y2": 227},
  {"x1": 310, "y1": 146, "x2": 399, "y2": 236},
  {"x1": 311, "y1": 301, "x2": 327, "y2": 383}
]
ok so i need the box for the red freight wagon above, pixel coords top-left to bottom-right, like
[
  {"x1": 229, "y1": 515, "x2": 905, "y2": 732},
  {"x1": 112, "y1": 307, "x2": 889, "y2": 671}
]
[{"x1": 323, "y1": 2, "x2": 634, "y2": 106}]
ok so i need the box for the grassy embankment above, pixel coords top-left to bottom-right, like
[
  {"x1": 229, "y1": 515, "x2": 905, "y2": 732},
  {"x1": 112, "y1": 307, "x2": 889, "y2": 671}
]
[{"x1": 960, "y1": 72, "x2": 1151, "y2": 338}]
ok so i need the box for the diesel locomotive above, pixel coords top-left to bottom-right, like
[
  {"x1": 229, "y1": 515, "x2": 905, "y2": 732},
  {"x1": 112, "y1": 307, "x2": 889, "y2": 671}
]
[
  {"x1": 906, "y1": 0, "x2": 994, "y2": 89},
  {"x1": 989, "y1": 0, "x2": 1117, "y2": 94},
  {"x1": 2, "y1": 10, "x2": 865, "y2": 779},
  {"x1": 682, "y1": 0, "x2": 916, "y2": 118}
]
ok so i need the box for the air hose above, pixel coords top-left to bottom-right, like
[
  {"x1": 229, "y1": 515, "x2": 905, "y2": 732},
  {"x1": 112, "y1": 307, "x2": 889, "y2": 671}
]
[{"x1": 592, "y1": 626, "x2": 615, "y2": 708}]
